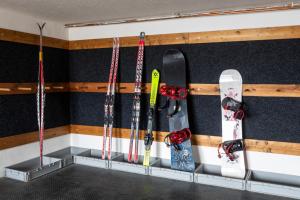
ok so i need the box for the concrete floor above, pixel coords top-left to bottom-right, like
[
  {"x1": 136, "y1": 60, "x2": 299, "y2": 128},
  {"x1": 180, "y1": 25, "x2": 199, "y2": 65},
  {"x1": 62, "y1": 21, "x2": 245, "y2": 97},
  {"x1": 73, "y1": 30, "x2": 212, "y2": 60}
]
[{"x1": 0, "y1": 165, "x2": 294, "y2": 200}]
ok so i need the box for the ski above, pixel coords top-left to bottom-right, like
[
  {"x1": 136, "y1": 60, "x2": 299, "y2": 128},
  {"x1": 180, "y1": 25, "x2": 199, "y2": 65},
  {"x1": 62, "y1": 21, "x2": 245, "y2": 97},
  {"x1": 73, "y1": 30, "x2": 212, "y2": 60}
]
[
  {"x1": 102, "y1": 37, "x2": 120, "y2": 160},
  {"x1": 161, "y1": 49, "x2": 195, "y2": 172},
  {"x1": 143, "y1": 69, "x2": 160, "y2": 166},
  {"x1": 37, "y1": 23, "x2": 46, "y2": 167},
  {"x1": 219, "y1": 69, "x2": 246, "y2": 179},
  {"x1": 128, "y1": 32, "x2": 145, "y2": 163}
]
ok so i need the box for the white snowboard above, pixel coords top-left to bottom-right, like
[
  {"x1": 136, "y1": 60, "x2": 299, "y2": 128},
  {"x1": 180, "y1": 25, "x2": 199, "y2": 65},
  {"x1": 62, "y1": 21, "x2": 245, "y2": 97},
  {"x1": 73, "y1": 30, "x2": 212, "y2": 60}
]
[{"x1": 219, "y1": 69, "x2": 246, "y2": 179}]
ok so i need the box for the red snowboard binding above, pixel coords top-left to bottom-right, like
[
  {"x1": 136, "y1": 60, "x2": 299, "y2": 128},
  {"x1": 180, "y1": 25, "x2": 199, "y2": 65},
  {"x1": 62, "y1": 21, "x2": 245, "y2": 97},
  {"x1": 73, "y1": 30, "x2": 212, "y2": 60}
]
[
  {"x1": 159, "y1": 85, "x2": 188, "y2": 117},
  {"x1": 164, "y1": 128, "x2": 191, "y2": 151},
  {"x1": 221, "y1": 97, "x2": 246, "y2": 120},
  {"x1": 218, "y1": 139, "x2": 245, "y2": 161}
]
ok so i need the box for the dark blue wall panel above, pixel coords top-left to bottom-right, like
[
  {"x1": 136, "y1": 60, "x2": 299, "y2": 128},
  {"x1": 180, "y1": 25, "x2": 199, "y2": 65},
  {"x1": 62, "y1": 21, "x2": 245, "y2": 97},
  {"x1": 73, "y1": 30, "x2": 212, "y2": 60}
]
[
  {"x1": 69, "y1": 39, "x2": 300, "y2": 143},
  {"x1": 0, "y1": 40, "x2": 69, "y2": 137}
]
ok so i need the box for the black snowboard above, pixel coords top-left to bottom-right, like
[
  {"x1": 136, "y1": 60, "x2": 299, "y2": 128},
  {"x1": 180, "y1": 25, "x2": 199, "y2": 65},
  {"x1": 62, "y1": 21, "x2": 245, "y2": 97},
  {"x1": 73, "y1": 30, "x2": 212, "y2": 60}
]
[{"x1": 162, "y1": 49, "x2": 195, "y2": 172}]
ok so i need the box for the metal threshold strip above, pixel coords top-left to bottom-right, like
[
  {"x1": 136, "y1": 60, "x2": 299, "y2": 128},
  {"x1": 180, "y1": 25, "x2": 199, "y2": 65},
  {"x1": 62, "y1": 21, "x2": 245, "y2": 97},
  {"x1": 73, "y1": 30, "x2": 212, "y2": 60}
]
[{"x1": 65, "y1": 2, "x2": 300, "y2": 28}]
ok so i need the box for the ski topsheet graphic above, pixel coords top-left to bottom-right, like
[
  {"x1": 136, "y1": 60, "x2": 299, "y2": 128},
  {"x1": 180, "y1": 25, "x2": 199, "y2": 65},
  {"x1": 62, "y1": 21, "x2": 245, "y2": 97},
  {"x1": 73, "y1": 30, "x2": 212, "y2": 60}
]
[
  {"x1": 219, "y1": 69, "x2": 246, "y2": 179},
  {"x1": 143, "y1": 69, "x2": 160, "y2": 166},
  {"x1": 161, "y1": 49, "x2": 195, "y2": 172},
  {"x1": 37, "y1": 23, "x2": 46, "y2": 167},
  {"x1": 128, "y1": 32, "x2": 145, "y2": 163},
  {"x1": 102, "y1": 37, "x2": 120, "y2": 160}
]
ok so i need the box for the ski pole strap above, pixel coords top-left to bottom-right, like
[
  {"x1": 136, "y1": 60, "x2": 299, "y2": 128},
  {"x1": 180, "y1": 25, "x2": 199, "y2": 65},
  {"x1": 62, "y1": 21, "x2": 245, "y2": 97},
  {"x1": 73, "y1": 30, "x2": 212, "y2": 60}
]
[
  {"x1": 164, "y1": 128, "x2": 191, "y2": 151},
  {"x1": 221, "y1": 97, "x2": 245, "y2": 120},
  {"x1": 217, "y1": 139, "x2": 244, "y2": 161},
  {"x1": 160, "y1": 85, "x2": 188, "y2": 100}
]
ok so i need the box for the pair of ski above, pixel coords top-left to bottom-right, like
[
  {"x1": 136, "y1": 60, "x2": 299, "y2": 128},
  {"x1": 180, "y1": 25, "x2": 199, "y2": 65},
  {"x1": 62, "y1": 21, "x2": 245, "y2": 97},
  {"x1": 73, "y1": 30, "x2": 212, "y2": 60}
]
[
  {"x1": 102, "y1": 32, "x2": 157, "y2": 165},
  {"x1": 37, "y1": 23, "x2": 46, "y2": 168},
  {"x1": 127, "y1": 32, "x2": 146, "y2": 163},
  {"x1": 102, "y1": 38, "x2": 120, "y2": 160}
]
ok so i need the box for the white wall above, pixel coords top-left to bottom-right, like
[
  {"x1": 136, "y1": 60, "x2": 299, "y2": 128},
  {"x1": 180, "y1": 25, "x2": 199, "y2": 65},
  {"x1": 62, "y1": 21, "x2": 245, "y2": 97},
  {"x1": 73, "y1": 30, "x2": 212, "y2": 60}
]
[
  {"x1": 68, "y1": 9, "x2": 300, "y2": 40},
  {"x1": 71, "y1": 134, "x2": 300, "y2": 176},
  {"x1": 0, "y1": 7, "x2": 68, "y2": 40}
]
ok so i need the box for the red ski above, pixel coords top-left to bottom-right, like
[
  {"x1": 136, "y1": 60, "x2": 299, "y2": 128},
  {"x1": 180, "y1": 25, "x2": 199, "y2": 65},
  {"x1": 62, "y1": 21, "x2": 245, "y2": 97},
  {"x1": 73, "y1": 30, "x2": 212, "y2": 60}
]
[
  {"x1": 37, "y1": 23, "x2": 46, "y2": 167},
  {"x1": 102, "y1": 38, "x2": 120, "y2": 160},
  {"x1": 128, "y1": 32, "x2": 145, "y2": 163}
]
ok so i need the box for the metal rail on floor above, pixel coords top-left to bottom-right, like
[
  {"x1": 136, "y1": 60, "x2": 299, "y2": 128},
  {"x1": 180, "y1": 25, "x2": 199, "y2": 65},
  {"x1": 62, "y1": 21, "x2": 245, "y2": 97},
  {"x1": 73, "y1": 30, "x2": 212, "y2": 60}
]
[{"x1": 5, "y1": 147, "x2": 300, "y2": 199}]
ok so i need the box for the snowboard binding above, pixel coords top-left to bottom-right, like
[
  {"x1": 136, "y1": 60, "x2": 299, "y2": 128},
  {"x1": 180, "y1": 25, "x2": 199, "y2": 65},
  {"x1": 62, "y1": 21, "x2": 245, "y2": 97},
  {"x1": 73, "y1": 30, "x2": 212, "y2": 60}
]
[
  {"x1": 164, "y1": 128, "x2": 191, "y2": 151},
  {"x1": 221, "y1": 97, "x2": 246, "y2": 120},
  {"x1": 218, "y1": 139, "x2": 244, "y2": 161},
  {"x1": 160, "y1": 85, "x2": 188, "y2": 100},
  {"x1": 159, "y1": 85, "x2": 188, "y2": 117}
]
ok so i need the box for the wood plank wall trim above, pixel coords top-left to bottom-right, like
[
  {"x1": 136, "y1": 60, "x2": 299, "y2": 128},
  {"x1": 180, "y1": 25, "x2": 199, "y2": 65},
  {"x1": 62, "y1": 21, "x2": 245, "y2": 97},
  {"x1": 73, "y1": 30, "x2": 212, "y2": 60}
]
[
  {"x1": 0, "y1": 28, "x2": 68, "y2": 49},
  {"x1": 1, "y1": 123, "x2": 299, "y2": 155},
  {"x1": 70, "y1": 124, "x2": 300, "y2": 156},
  {"x1": 3, "y1": 82, "x2": 300, "y2": 97},
  {"x1": 69, "y1": 82, "x2": 300, "y2": 97},
  {"x1": 1, "y1": 26, "x2": 300, "y2": 50},
  {"x1": 0, "y1": 82, "x2": 69, "y2": 95},
  {"x1": 69, "y1": 26, "x2": 300, "y2": 50},
  {"x1": 0, "y1": 125, "x2": 70, "y2": 150}
]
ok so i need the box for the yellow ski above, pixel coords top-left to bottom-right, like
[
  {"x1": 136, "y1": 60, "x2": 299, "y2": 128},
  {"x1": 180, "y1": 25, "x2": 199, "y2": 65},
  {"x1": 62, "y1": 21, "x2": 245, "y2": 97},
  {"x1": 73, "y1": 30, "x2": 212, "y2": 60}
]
[{"x1": 143, "y1": 69, "x2": 160, "y2": 166}]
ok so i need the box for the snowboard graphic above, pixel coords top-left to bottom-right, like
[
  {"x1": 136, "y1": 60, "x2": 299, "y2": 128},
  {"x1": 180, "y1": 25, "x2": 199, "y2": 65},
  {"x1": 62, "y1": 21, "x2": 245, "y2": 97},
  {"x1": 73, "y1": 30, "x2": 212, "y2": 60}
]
[
  {"x1": 219, "y1": 69, "x2": 246, "y2": 179},
  {"x1": 161, "y1": 49, "x2": 195, "y2": 172}
]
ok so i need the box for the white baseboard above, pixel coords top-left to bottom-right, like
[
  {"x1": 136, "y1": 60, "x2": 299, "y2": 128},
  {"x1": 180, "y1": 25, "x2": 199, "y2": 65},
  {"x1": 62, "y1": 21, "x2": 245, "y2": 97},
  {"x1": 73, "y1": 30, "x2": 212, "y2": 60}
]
[
  {"x1": 71, "y1": 133, "x2": 300, "y2": 177},
  {"x1": 1, "y1": 133, "x2": 299, "y2": 178}
]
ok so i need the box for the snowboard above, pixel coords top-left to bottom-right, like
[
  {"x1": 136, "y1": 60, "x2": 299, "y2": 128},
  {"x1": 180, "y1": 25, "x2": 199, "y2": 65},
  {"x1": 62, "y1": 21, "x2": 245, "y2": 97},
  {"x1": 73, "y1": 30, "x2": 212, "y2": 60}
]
[
  {"x1": 219, "y1": 69, "x2": 246, "y2": 179},
  {"x1": 161, "y1": 49, "x2": 195, "y2": 172}
]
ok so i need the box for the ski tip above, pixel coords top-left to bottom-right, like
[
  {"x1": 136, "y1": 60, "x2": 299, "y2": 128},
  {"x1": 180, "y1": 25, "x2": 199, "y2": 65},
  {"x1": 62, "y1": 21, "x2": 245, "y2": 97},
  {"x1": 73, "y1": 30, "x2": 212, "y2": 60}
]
[
  {"x1": 152, "y1": 69, "x2": 160, "y2": 78},
  {"x1": 140, "y1": 32, "x2": 145, "y2": 39},
  {"x1": 37, "y1": 22, "x2": 46, "y2": 30}
]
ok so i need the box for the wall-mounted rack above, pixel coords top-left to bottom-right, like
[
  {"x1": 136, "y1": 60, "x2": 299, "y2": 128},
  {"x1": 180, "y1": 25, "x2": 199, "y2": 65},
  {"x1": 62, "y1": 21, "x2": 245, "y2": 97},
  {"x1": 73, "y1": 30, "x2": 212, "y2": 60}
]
[{"x1": 0, "y1": 83, "x2": 69, "y2": 95}]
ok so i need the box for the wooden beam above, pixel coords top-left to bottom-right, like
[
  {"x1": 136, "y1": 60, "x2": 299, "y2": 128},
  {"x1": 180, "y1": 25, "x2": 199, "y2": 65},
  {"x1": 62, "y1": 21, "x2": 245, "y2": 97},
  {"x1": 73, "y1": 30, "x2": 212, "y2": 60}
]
[
  {"x1": 69, "y1": 82, "x2": 300, "y2": 97},
  {"x1": 0, "y1": 125, "x2": 70, "y2": 150},
  {"x1": 0, "y1": 82, "x2": 69, "y2": 95},
  {"x1": 69, "y1": 26, "x2": 300, "y2": 50},
  {"x1": 1, "y1": 82, "x2": 299, "y2": 97},
  {"x1": 2, "y1": 26, "x2": 300, "y2": 50},
  {"x1": 0, "y1": 28, "x2": 68, "y2": 49},
  {"x1": 188, "y1": 26, "x2": 300, "y2": 44},
  {"x1": 70, "y1": 124, "x2": 300, "y2": 156}
]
